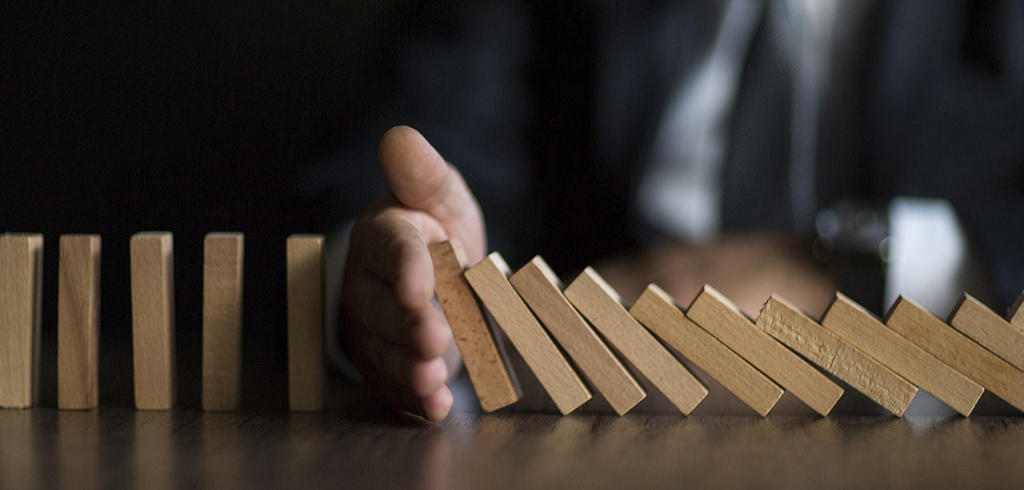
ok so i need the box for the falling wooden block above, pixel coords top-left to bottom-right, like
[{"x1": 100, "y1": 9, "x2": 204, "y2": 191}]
[
  {"x1": 58, "y1": 235, "x2": 101, "y2": 410},
  {"x1": 820, "y1": 293, "x2": 983, "y2": 416},
  {"x1": 1010, "y1": 292, "x2": 1024, "y2": 330},
  {"x1": 131, "y1": 232, "x2": 176, "y2": 410},
  {"x1": 564, "y1": 268, "x2": 707, "y2": 415},
  {"x1": 688, "y1": 286, "x2": 843, "y2": 416},
  {"x1": 510, "y1": 256, "x2": 645, "y2": 415},
  {"x1": 757, "y1": 296, "x2": 917, "y2": 416},
  {"x1": 948, "y1": 294, "x2": 1024, "y2": 373},
  {"x1": 630, "y1": 285, "x2": 783, "y2": 416},
  {"x1": 287, "y1": 234, "x2": 325, "y2": 412},
  {"x1": 465, "y1": 252, "x2": 591, "y2": 414},
  {"x1": 202, "y1": 233, "x2": 244, "y2": 411},
  {"x1": 886, "y1": 295, "x2": 1024, "y2": 412},
  {"x1": 0, "y1": 233, "x2": 43, "y2": 409},
  {"x1": 429, "y1": 240, "x2": 521, "y2": 412}
]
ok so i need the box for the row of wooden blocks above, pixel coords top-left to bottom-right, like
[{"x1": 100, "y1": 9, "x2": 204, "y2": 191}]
[
  {"x1": 0, "y1": 232, "x2": 325, "y2": 411},
  {"x1": 431, "y1": 239, "x2": 1024, "y2": 417}
]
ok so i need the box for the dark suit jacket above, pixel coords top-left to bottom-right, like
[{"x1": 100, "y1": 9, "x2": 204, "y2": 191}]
[{"x1": 317, "y1": 0, "x2": 1024, "y2": 311}]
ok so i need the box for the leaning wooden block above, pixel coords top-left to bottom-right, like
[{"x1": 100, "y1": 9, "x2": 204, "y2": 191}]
[
  {"x1": 430, "y1": 240, "x2": 520, "y2": 412},
  {"x1": 0, "y1": 233, "x2": 43, "y2": 409},
  {"x1": 287, "y1": 234, "x2": 325, "y2": 412},
  {"x1": 203, "y1": 233, "x2": 244, "y2": 411},
  {"x1": 465, "y1": 253, "x2": 591, "y2": 414},
  {"x1": 1010, "y1": 291, "x2": 1024, "y2": 330},
  {"x1": 688, "y1": 286, "x2": 843, "y2": 416},
  {"x1": 948, "y1": 294, "x2": 1024, "y2": 373},
  {"x1": 630, "y1": 285, "x2": 783, "y2": 417},
  {"x1": 757, "y1": 296, "x2": 917, "y2": 416},
  {"x1": 131, "y1": 232, "x2": 177, "y2": 410},
  {"x1": 820, "y1": 293, "x2": 983, "y2": 416},
  {"x1": 58, "y1": 235, "x2": 101, "y2": 410},
  {"x1": 564, "y1": 268, "x2": 707, "y2": 415},
  {"x1": 510, "y1": 256, "x2": 645, "y2": 415},
  {"x1": 886, "y1": 295, "x2": 1024, "y2": 412}
]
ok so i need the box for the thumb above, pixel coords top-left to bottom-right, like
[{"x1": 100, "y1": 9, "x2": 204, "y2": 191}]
[{"x1": 378, "y1": 126, "x2": 486, "y2": 262}]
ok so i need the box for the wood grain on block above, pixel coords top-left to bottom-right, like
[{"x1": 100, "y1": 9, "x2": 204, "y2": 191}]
[
  {"x1": 1010, "y1": 292, "x2": 1024, "y2": 329},
  {"x1": 0, "y1": 233, "x2": 43, "y2": 409},
  {"x1": 949, "y1": 294, "x2": 1024, "y2": 373},
  {"x1": 564, "y1": 268, "x2": 707, "y2": 415},
  {"x1": 466, "y1": 253, "x2": 590, "y2": 414},
  {"x1": 757, "y1": 296, "x2": 917, "y2": 416},
  {"x1": 688, "y1": 286, "x2": 843, "y2": 416},
  {"x1": 287, "y1": 235, "x2": 324, "y2": 412},
  {"x1": 429, "y1": 240, "x2": 520, "y2": 412},
  {"x1": 58, "y1": 235, "x2": 101, "y2": 410},
  {"x1": 886, "y1": 295, "x2": 1024, "y2": 412},
  {"x1": 630, "y1": 285, "x2": 783, "y2": 416},
  {"x1": 202, "y1": 233, "x2": 244, "y2": 411},
  {"x1": 820, "y1": 293, "x2": 982, "y2": 416},
  {"x1": 131, "y1": 232, "x2": 176, "y2": 410},
  {"x1": 510, "y1": 256, "x2": 645, "y2": 415}
]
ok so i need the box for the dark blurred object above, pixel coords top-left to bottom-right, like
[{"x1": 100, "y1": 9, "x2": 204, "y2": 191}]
[{"x1": 813, "y1": 200, "x2": 890, "y2": 313}]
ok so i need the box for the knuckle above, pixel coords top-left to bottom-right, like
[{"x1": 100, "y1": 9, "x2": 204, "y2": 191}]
[{"x1": 378, "y1": 224, "x2": 423, "y2": 265}]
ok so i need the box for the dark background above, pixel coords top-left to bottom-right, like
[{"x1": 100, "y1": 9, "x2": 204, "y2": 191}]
[
  {"x1": 2, "y1": 0, "x2": 402, "y2": 408},
  {"x1": 2, "y1": 0, "x2": 635, "y2": 409},
  {"x1": 4, "y1": 0, "x2": 1024, "y2": 410}
]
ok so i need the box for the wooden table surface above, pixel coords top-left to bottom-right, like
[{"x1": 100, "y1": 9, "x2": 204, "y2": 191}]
[{"x1": 3, "y1": 405, "x2": 1024, "y2": 490}]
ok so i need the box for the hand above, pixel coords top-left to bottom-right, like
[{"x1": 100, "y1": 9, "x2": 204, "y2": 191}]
[
  {"x1": 596, "y1": 235, "x2": 836, "y2": 319},
  {"x1": 341, "y1": 126, "x2": 486, "y2": 421}
]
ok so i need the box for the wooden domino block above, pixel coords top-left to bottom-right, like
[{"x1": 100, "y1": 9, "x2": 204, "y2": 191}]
[
  {"x1": 948, "y1": 294, "x2": 1024, "y2": 372},
  {"x1": 630, "y1": 285, "x2": 783, "y2": 417},
  {"x1": 510, "y1": 256, "x2": 645, "y2": 415},
  {"x1": 688, "y1": 286, "x2": 843, "y2": 416},
  {"x1": 757, "y1": 296, "x2": 917, "y2": 416},
  {"x1": 131, "y1": 232, "x2": 176, "y2": 410},
  {"x1": 820, "y1": 293, "x2": 983, "y2": 416},
  {"x1": 465, "y1": 252, "x2": 591, "y2": 414},
  {"x1": 564, "y1": 268, "x2": 707, "y2": 415},
  {"x1": 287, "y1": 234, "x2": 325, "y2": 412},
  {"x1": 1010, "y1": 291, "x2": 1024, "y2": 329},
  {"x1": 886, "y1": 295, "x2": 1024, "y2": 412},
  {"x1": 429, "y1": 240, "x2": 520, "y2": 412},
  {"x1": 202, "y1": 233, "x2": 244, "y2": 411},
  {"x1": 0, "y1": 233, "x2": 43, "y2": 409},
  {"x1": 58, "y1": 235, "x2": 101, "y2": 410}
]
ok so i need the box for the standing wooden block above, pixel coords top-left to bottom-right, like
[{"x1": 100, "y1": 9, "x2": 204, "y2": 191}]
[
  {"x1": 630, "y1": 285, "x2": 784, "y2": 417},
  {"x1": 131, "y1": 232, "x2": 176, "y2": 410},
  {"x1": 429, "y1": 240, "x2": 520, "y2": 412},
  {"x1": 1009, "y1": 292, "x2": 1024, "y2": 329},
  {"x1": 886, "y1": 295, "x2": 1024, "y2": 412},
  {"x1": 820, "y1": 293, "x2": 983, "y2": 416},
  {"x1": 58, "y1": 235, "x2": 101, "y2": 410},
  {"x1": 948, "y1": 294, "x2": 1024, "y2": 372},
  {"x1": 757, "y1": 296, "x2": 917, "y2": 416},
  {"x1": 0, "y1": 233, "x2": 43, "y2": 409},
  {"x1": 287, "y1": 235, "x2": 325, "y2": 411},
  {"x1": 564, "y1": 268, "x2": 707, "y2": 415},
  {"x1": 510, "y1": 256, "x2": 645, "y2": 415},
  {"x1": 688, "y1": 286, "x2": 843, "y2": 416},
  {"x1": 465, "y1": 253, "x2": 591, "y2": 414},
  {"x1": 203, "y1": 233, "x2": 244, "y2": 411}
]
